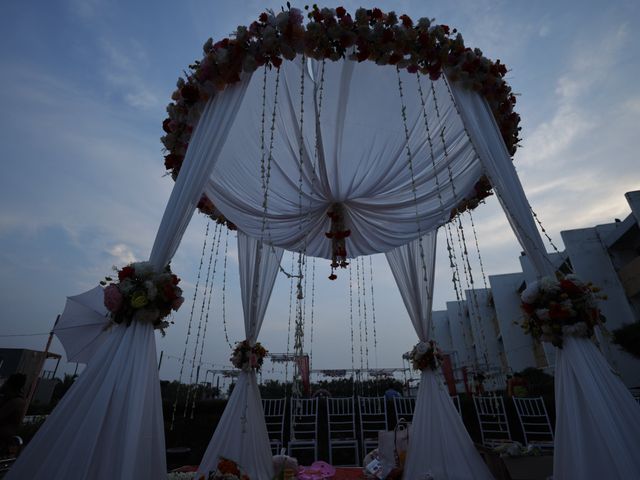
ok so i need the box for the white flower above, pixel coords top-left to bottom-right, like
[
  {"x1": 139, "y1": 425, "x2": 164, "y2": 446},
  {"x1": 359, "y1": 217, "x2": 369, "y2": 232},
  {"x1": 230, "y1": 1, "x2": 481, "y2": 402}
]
[
  {"x1": 133, "y1": 307, "x2": 160, "y2": 324},
  {"x1": 145, "y1": 281, "x2": 158, "y2": 301},
  {"x1": 535, "y1": 308, "x2": 550, "y2": 321},
  {"x1": 521, "y1": 281, "x2": 540, "y2": 304},
  {"x1": 416, "y1": 342, "x2": 429, "y2": 355},
  {"x1": 132, "y1": 261, "x2": 154, "y2": 278},
  {"x1": 539, "y1": 276, "x2": 560, "y2": 293},
  {"x1": 119, "y1": 278, "x2": 135, "y2": 294},
  {"x1": 562, "y1": 322, "x2": 589, "y2": 338}
]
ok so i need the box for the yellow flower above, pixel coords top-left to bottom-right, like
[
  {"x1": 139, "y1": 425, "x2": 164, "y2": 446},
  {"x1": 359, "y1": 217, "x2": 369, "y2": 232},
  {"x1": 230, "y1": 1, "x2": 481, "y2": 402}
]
[{"x1": 130, "y1": 291, "x2": 149, "y2": 309}]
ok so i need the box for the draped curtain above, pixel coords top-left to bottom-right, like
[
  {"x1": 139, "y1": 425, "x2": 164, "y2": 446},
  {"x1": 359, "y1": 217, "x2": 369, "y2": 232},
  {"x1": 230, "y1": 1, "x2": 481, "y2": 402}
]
[
  {"x1": 197, "y1": 231, "x2": 283, "y2": 478},
  {"x1": 6, "y1": 77, "x2": 252, "y2": 480},
  {"x1": 386, "y1": 232, "x2": 494, "y2": 480},
  {"x1": 449, "y1": 79, "x2": 640, "y2": 479}
]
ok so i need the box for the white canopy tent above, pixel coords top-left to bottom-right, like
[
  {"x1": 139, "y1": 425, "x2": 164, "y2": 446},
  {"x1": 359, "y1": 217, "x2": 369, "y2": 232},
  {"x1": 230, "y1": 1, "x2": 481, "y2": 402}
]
[{"x1": 9, "y1": 9, "x2": 640, "y2": 479}]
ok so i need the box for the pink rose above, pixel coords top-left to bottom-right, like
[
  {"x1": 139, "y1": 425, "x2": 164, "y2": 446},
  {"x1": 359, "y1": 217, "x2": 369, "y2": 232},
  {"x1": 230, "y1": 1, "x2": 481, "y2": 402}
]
[
  {"x1": 249, "y1": 353, "x2": 258, "y2": 368},
  {"x1": 104, "y1": 284, "x2": 123, "y2": 312}
]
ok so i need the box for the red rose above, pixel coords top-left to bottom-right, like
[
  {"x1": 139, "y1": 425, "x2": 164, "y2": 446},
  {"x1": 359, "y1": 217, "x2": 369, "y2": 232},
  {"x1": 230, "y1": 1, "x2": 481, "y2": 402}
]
[
  {"x1": 271, "y1": 56, "x2": 282, "y2": 68},
  {"x1": 164, "y1": 153, "x2": 183, "y2": 171},
  {"x1": 118, "y1": 266, "x2": 135, "y2": 282},
  {"x1": 406, "y1": 64, "x2": 418, "y2": 74},
  {"x1": 521, "y1": 302, "x2": 535, "y2": 315},
  {"x1": 180, "y1": 84, "x2": 200, "y2": 103},
  {"x1": 560, "y1": 279, "x2": 583, "y2": 296},
  {"x1": 171, "y1": 274, "x2": 180, "y2": 285},
  {"x1": 335, "y1": 6, "x2": 346, "y2": 18},
  {"x1": 163, "y1": 283, "x2": 177, "y2": 301},
  {"x1": 328, "y1": 273, "x2": 337, "y2": 280},
  {"x1": 441, "y1": 24, "x2": 450, "y2": 35},
  {"x1": 400, "y1": 14, "x2": 413, "y2": 28},
  {"x1": 259, "y1": 12, "x2": 268, "y2": 23},
  {"x1": 372, "y1": 8, "x2": 383, "y2": 20},
  {"x1": 162, "y1": 118, "x2": 173, "y2": 133}
]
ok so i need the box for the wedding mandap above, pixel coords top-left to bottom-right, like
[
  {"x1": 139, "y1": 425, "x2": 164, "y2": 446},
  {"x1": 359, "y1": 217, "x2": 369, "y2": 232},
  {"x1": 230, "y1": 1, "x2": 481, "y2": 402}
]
[{"x1": 7, "y1": 6, "x2": 640, "y2": 480}]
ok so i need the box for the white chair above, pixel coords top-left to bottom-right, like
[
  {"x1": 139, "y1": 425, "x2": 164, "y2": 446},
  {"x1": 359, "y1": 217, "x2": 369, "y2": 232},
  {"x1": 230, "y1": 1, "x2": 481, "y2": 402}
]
[
  {"x1": 512, "y1": 396, "x2": 554, "y2": 449},
  {"x1": 262, "y1": 398, "x2": 286, "y2": 455},
  {"x1": 473, "y1": 395, "x2": 512, "y2": 447},
  {"x1": 392, "y1": 396, "x2": 415, "y2": 424},
  {"x1": 288, "y1": 397, "x2": 318, "y2": 462},
  {"x1": 451, "y1": 394, "x2": 462, "y2": 415},
  {"x1": 326, "y1": 397, "x2": 359, "y2": 466},
  {"x1": 358, "y1": 396, "x2": 389, "y2": 459}
]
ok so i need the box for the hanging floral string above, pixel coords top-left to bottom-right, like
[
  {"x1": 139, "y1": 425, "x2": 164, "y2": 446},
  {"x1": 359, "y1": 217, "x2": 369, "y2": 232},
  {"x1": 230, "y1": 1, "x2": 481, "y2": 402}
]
[
  {"x1": 169, "y1": 221, "x2": 210, "y2": 431},
  {"x1": 189, "y1": 221, "x2": 225, "y2": 419},
  {"x1": 369, "y1": 256, "x2": 379, "y2": 368},
  {"x1": 184, "y1": 222, "x2": 221, "y2": 417},
  {"x1": 348, "y1": 265, "x2": 357, "y2": 396},
  {"x1": 325, "y1": 203, "x2": 350, "y2": 279},
  {"x1": 221, "y1": 228, "x2": 232, "y2": 349}
]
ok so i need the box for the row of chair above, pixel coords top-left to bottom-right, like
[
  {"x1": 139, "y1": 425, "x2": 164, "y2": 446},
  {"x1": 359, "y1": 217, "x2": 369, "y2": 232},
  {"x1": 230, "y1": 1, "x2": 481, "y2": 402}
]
[
  {"x1": 262, "y1": 395, "x2": 462, "y2": 465},
  {"x1": 473, "y1": 395, "x2": 554, "y2": 448},
  {"x1": 262, "y1": 395, "x2": 554, "y2": 465}
]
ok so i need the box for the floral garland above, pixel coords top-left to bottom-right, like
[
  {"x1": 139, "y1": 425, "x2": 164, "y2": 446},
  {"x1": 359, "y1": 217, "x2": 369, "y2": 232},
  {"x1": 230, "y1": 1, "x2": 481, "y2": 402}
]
[
  {"x1": 230, "y1": 340, "x2": 268, "y2": 372},
  {"x1": 101, "y1": 261, "x2": 184, "y2": 332},
  {"x1": 325, "y1": 203, "x2": 350, "y2": 279},
  {"x1": 161, "y1": 6, "x2": 520, "y2": 226},
  {"x1": 520, "y1": 274, "x2": 606, "y2": 348},
  {"x1": 209, "y1": 458, "x2": 249, "y2": 480},
  {"x1": 408, "y1": 340, "x2": 443, "y2": 371}
]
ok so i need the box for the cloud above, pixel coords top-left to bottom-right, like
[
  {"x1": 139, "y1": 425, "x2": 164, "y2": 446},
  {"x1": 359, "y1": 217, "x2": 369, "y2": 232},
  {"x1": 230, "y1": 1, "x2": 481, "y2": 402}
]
[
  {"x1": 99, "y1": 38, "x2": 160, "y2": 110},
  {"x1": 107, "y1": 243, "x2": 137, "y2": 264}
]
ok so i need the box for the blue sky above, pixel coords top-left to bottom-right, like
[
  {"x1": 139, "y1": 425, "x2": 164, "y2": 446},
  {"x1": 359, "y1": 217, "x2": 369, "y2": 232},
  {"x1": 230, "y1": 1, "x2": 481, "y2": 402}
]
[{"x1": 0, "y1": 0, "x2": 639, "y2": 383}]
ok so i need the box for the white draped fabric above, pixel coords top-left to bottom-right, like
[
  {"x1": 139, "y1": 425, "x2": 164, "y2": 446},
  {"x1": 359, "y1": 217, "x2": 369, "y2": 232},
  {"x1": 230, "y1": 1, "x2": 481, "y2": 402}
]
[
  {"x1": 6, "y1": 322, "x2": 165, "y2": 479},
  {"x1": 386, "y1": 233, "x2": 494, "y2": 480},
  {"x1": 198, "y1": 232, "x2": 283, "y2": 478},
  {"x1": 7, "y1": 78, "x2": 253, "y2": 480},
  {"x1": 447, "y1": 80, "x2": 554, "y2": 278},
  {"x1": 554, "y1": 336, "x2": 640, "y2": 479},
  {"x1": 204, "y1": 58, "x2": 484, "y2": 258}
]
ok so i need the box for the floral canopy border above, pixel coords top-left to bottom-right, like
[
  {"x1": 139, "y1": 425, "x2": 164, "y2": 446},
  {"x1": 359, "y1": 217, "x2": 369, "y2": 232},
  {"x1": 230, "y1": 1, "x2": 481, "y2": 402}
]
[{"x1": 161, "y1": 5, "x2": 521, "y2": 225}]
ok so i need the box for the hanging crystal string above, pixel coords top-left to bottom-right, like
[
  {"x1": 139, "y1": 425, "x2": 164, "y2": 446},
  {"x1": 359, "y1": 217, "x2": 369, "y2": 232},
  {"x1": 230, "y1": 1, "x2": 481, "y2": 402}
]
[
  {"x1": 184, "y1": 221, "x2": 221, "y2": 417},
  {"x1": 440, "y1": 75, "x2": 558, "y2": 276},
  {"x1": 368, "y1": 257, "x2": 379, "y2": 368},
  {"x1": 221, "y1": 228, "x2": 232, "y2": 349},
  {"x1": 170, "y1": 220, "x2": 210, "y2": 431},
  {"x1": 291, "y1": 54, "x2": 309, "y2": 398},
  {"x1": 397, "y1": 67, "x2": 440, "y2": 386},
  {"x1": 359, "y1": 256, "x2": 371, "y2": 390},
  {"x1": 415, "y1": 73, "x2": 472, "y2": 373},
  {"x1": 348, "y1": 265, "x2": 357, "y2": 396},
  {"x1": 285, "y1": 251, "x2": 296, "y2": 397},
  {"x1": 309, "y1": 257, "x2": 316, "y2": 373},
  {"x1": 189, "y1": 221, "x2": 225, "y2": 419},
  {"x1": 428, "y1": 78, "x2": 489, "y2": 371},
  {"x1": 355, "y1": 256, "x2": 365, "y2": 386}
]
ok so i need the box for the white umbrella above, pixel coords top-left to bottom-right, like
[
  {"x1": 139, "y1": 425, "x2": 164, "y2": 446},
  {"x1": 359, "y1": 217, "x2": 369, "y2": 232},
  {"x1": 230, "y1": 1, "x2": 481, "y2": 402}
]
[{"x1": 54, "y1": 286, "x2": 112, "y2": 364}]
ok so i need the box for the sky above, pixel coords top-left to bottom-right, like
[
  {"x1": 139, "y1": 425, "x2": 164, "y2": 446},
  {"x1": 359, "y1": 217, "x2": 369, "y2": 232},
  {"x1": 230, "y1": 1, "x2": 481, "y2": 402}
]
[{"x1": 0, "y1": 0, "x2": 639, "y2": 385}]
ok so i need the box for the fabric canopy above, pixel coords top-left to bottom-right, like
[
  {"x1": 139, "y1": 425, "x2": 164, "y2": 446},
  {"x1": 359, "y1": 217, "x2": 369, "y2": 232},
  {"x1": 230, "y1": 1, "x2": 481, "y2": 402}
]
[
  {"x1": 386, "y1": 233, "x2": 494, "y2": 480},
  {"x1": 198, "y1": 231, "x2": 283, "y2": 478},
  {"x1": 204, "y1": 57, "x2": 483, "y2": 258}
]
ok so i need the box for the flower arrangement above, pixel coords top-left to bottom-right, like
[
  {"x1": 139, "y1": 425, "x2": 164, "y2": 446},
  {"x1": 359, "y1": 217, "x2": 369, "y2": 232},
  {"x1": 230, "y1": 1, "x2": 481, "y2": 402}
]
[
  {"x1": 408, "y1": 340, "x2": 443, "y2": 371},
  {"x1": 162, "y1": 6, "x2": 520, "y2": 226},
  {"x1": 209, "y1": 458, "x2": 249, "y2": 480},
  {"x1": 493, "y1": 441, "x2": 542, "y2": 458},
  {"x1": 520, "y1": 274, "x2": 605, "y2": 348},
  {"x1": 230, "y1": 340, "x2": 268, "y2": 372},
  {"x1": 101, "y1": 261, "x2": 184, "y2": 332}
]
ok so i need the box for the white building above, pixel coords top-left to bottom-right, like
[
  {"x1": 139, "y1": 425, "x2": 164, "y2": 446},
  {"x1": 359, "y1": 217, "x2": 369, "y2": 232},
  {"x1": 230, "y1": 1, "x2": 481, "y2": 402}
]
[{"x1": 432, "y1": 190, "x2": 640, "y2": 389}]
